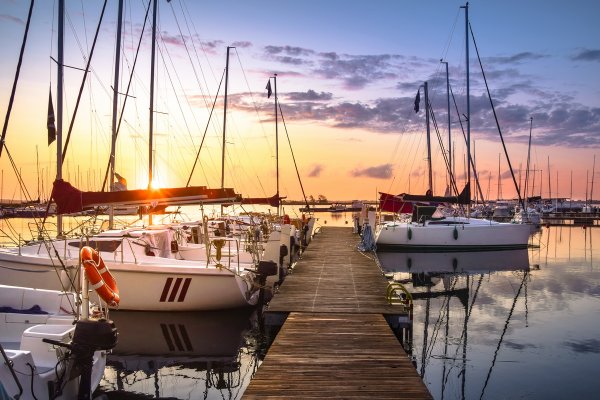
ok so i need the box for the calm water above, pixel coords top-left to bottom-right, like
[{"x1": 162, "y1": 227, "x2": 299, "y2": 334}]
[
  {"x1": 379, "y1": 226, "x2": 600, "y2": 400},
  {"x1": 3, "y1": 211, "x2": 599, "y2": 399},
  {"x1": 94, "y1": 308, "x2": 263, "y2": 399}
]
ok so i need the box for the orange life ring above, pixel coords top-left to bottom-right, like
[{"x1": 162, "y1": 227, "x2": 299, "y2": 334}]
[{"x1": 80, "y1": 246, "x2": 120, "y2": 306}]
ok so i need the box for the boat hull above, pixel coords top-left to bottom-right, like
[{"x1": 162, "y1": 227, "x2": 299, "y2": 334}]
[
  {"x1": 0, "y1": 249, "x2": 257, "y2": 311},
  {"x1": 375, "y1": 219, "x2": 532, "y2": 252}
]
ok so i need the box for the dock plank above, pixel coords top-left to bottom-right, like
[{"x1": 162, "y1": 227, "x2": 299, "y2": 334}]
[
  {"x1": 266, "y1": 227, "x2": 399, "y2": 314},
  {"x1": 243, "y1": 312, "x2": 431, "y2": 399},
  {"x1": 243, "y1": 227, "x2": 431, "y2": 399}
]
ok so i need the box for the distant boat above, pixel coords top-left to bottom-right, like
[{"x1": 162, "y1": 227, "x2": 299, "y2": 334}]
[{"x1": 299, "y1": 201, "x2": 370, "y2": 213}]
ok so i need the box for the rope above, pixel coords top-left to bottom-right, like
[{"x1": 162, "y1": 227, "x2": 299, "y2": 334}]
[
  {"x1": 469, "y1": 22, "x2": 523, "y2": 209},
  {"x1": 62, "y1": 0, "x2": 108, "y2": 163},
  {"x1": 0, "y1": 0, "x2": 35, "y2": 157},
  {"x1": 277, "y1": 102, "x2": 310, "y2": 208},
  {"x1": 186, "y1": 69, "x2": 225, "y2": 187}
]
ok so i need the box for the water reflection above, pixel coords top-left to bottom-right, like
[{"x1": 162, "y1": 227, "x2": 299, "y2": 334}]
[
  {"x1": 378, "y1": 249, "x2": 530, "y2": 275},
  {"x1": 96, "y1": 308, "x2": 260, "y2": 399},
  {"x1": 377, "y1": 226, "x2": 600, "y2": 400}
]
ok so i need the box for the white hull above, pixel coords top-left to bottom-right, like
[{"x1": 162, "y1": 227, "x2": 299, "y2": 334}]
[
  {"x1": 376, "y1": 217, "x2": 532, "y2": 252},
  {"x1": 0, "y1": 218, "x2": 310, "y2": 311},
  {"x1": 0, "y1": 238, "x2": 258, "y2": 311},
  {"x1": 105, "y1": 261, "x2": 256, "y2": 311}
]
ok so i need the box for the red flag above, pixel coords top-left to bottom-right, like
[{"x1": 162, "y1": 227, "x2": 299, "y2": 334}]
[{"x1": 47, "y1": 88, "x2": 56, "y2": 145}]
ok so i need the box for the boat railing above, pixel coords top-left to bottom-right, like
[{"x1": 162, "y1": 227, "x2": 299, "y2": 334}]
[
  {"x1": 27, "y1": 221, "x2": 58, "y2": 242},
  {"x1": 208, "y1": 236, "x2": 241, "y2": 272}
]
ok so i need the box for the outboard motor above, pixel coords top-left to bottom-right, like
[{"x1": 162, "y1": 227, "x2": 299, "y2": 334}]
[
  {"x1": 278, "y1": 244, "x2": 289, "y2": 285},
  {"x1": 257, "y1": 261, "x2": 278, "y2": 308},
  {"x1": 44, "y1": 318, "x2": 117, "y2": 400}
]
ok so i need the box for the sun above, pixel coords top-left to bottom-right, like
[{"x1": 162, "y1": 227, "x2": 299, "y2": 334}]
[{"x1": 149, "y1": 179, "x2": 162, "y2": 190}]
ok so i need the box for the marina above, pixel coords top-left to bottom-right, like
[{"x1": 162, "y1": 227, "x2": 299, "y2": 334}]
[
  {"x1": 1, "y1": 0, "x2": 599, "y2": 399},
  {"x1": 1, "y1": 210, "x2": 600, "y2": 399}
]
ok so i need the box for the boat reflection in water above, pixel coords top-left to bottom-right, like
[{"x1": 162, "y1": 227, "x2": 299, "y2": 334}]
[
  {"x1": 95, "y1": 308, "x2": 260, "y2": 399},
  {"x1": 377, "y1": 249, "x2": 532, "y2": 400},
  {"x1": 377, "y1": 249, "x2": 530, "y2": 276}
]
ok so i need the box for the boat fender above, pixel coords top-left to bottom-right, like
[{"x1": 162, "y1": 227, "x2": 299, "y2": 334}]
[
  {"x1": 407, "y1": 257, "x2": 412, "y2": 270},
  {"x1": 80, "y1": 246, "x2": 120, "y2": 306},
  {"x1": 452, "y1": 258, "x2": 458, "y2": 270},
  {"x1": 453, "y1": 226, "x2": 459, "y2": 240},
  {"x1": 407, "y1": 227, "x2": 412, "y2": 240}
]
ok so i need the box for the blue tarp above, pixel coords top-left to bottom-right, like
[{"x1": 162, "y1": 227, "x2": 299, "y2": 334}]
[{"x1": 0, "y1": 304, "x2": 48, "y2": 314}]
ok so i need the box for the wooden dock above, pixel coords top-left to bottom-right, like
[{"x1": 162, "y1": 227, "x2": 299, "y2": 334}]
[{"x1": 243, "y1": 227, "x2": 432, "y2": 399}]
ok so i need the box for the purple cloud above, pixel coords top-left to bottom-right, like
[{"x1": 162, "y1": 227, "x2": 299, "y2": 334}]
[
  {"x1": 572, "y1": 49, "x2": 600, "y2": 62},
  {"x1": 0, "y1": 14, "x2": 24, "y2": 25},
  {"x1": 308, "y1": 164, "x2": 324, "y2": 177},
  {"x1": 351, "y1": 164, "x2": 394, "y2": 179}
]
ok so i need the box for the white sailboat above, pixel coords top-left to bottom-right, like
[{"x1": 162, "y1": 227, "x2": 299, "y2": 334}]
[
  {"x1": 375, "y1": 3, "x2": 532, "y2": 252},
  {"x1": 0, "y1": 0, "x2": 267, "y2": 312}
]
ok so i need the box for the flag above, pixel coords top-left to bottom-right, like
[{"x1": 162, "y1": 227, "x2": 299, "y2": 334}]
[
  {"x1": 47, "y1": 88, "x2": 56, "y2": 145},
  {"x1": 113, "y1": 172, "x2": 127, "y2": 191},
  {"x1": 115, "y1": 172, "x2": 127, "y2": 187},
  {"x1": 413, "y1": 89, "x2": 420, "y2": 113},
  {"x1": 266, "y1": 80, "x2": 272, "y2": 98}
]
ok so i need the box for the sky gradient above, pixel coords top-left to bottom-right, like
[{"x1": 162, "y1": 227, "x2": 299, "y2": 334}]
[{"x1": 1, "y1": 0, "x2": 599, "y2": 203}]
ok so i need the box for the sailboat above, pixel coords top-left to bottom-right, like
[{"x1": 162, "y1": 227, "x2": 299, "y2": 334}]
[
  {"x1": 0, "y1": 0, "x2": 267, "y2": 311},
  {"x1": 374, "y1": 3, "x2": 532, "y2": 252}
]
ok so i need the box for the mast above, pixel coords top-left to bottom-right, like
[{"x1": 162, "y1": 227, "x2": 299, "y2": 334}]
[
  {"x1": 591, "y1": 155, "x2": 596, "y2": 207},
  {"x1": 36, "y1": 146, "x2": 40, "y2": 201},
  {"x1": 441, "y1": 60, "x2": 451, "y2": 192},
  {"x1": 524, "y1": 117, "x2": 532, "y2": 208},
  {"x1": 547, "y1": 156, "x2": 551, "y2": 203},
  {"x1": 109, "y1": 0, "x2": 124, "y2": 229},
  {"x1": 221, "y1": 46, "x2": 232, "y2": 190},
  {"x1": 570, "y1": 170, "x2": 573, "y2": 210},
  {"x1": 497, "y1": 153, "x2": 501, "y2": 201},
  {"x1": 149, "y1": 0, "x2": 157, "y2": 191},
  {"x1": 274, "y1": 73, "x2": 280, "y2": 215},
  {"x1": 424, "y1": 81, "x2": 433, "y2": 194},
  {"x1": 148, "y1": 0, "x2": 157, "y2": 225},
  {"x1": 462, "y1": 2, "x2": 471, "y2": 216},
  {"x1": 56, "y1": 0, "x2": 65, "y2": 236}
]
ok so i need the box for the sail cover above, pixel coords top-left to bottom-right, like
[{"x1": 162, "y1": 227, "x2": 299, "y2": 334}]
[
  {"x1": 51, "y1": 179, "x2": 240, "y2": 215},
  {"x1": 379, "y1": 183, "x2": 470, "y2": 213},
  {"x1": 378, "y1": 192, "x2": 414, "y2": 213},
  {"x1": 401, "y1": 183, "x2": 470, "y2": 204}
]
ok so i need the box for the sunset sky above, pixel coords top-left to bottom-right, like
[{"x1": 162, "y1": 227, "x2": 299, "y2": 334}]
[{"x1": 0, "y1": 0, "x2": 599, "y2": 204}]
